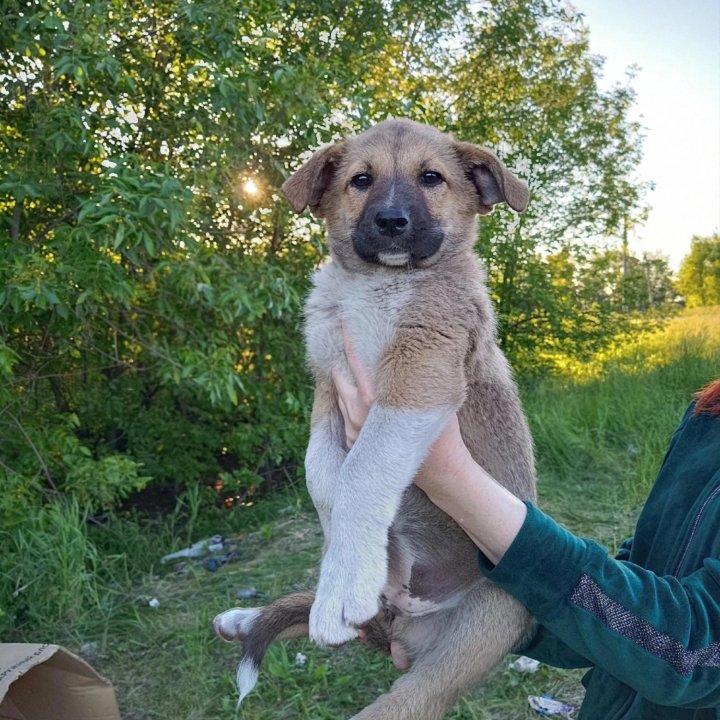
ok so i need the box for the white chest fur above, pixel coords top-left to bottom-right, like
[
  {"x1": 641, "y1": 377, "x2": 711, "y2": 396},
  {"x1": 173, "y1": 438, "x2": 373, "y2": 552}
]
[
  {"x1": 302, "y1": 259, "x2": 458, "y2": 647},
  {"x1": 304, "y1": 259, "x2": 414, "y2": 381}
]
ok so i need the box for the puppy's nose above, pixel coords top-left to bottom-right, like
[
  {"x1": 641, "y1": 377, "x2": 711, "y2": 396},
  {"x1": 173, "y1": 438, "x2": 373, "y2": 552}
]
[{"x1": 375, "y1": 207, "x2": 409, "y2": 237}]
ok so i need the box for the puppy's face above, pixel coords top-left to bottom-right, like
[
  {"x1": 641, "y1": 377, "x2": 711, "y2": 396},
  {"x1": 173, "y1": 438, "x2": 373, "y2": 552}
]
[{"x1": 283, "y1": 120, "x2": 529, "y2": 271}]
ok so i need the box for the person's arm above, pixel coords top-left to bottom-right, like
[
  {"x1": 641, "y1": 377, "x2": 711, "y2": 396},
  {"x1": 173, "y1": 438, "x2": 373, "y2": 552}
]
[
  {"x1": 479, "y1": 503, "x2": 720, "y2": 707},
  {"x1": 516, "y1": 535, "x2": 636, "y2": 669},
  {"x1": 615, "y1": 536, "x2": 634, "y2": 562},
  {"x1": 413, "y1": 414, "x2": 528, "y2": 565},
  {"x1": 417, "y1": 421, "x2": 720, "y2": 705}
]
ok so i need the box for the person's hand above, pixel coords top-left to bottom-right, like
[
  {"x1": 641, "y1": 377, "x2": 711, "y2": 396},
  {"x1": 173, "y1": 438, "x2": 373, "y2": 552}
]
[
  {"x1": 331, "y1": 329, "x2": 375, "y2": 449},
  {"x1": 331, "y1": 328, "x2": 473, "y2": 502},
  {"x1": 414, "y1": 413, "x2": 475, "y2": 502}
]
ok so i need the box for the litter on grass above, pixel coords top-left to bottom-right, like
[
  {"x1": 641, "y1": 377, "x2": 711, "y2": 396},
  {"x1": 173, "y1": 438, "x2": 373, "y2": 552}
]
[
  {"x1": 236, "y1": 586, "x2": 267, "y2": 600},
  {"x1": 160, "y1": 535, "x2": 225, "y2": 564},
  {"x1": 204, "y1": 551, "x2": 239, "y2": 572},
  {"x1": 528, "y1": 695, "x2": 576, "y2": 717},
  {"x1": 508, "y1": 655, "x2": 540, "y2": 673}
]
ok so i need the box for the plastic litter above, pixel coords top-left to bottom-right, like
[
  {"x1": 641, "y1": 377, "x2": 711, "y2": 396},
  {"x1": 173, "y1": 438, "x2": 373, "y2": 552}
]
[
  {"x1": 148, "y1": 598, "x2": 160, "y2": 609},
  {"x1": 204, "y1": 551, "x2": 239, "y2": 572},
  {"x1": 160, "y1": 535, "x2": 224, "y2": 564},
  {"x1": 79, "y1": 642, "x2": 99, "y2": 659},
  {"x1": 295, "y1": 652, "x2": 307, "y2": 666},
  {"x1": 508, "y1": 655, "x2": 540, "y2": 673},
  {"x1": 204, "y1": 558, "x2": 223, "y2": 572},
  {"x1": 528, "y1": 695, "x2": 576, "y2": 716},
  {"x1": 236, "y1": 587, "x2": 267, "y2": 600}
]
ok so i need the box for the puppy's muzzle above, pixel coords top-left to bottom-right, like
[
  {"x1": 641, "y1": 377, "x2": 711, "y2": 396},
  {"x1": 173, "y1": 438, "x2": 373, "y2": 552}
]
[{"x1": 353, "y1": 207, "x2": 444, "y2": 266}]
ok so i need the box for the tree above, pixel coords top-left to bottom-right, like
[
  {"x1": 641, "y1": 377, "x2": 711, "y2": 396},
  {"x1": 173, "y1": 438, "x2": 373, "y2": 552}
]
[
  {"x1": 1, "y1": 0, "x2": 659, "y2": 635},
  {"x1": 677, "y1": 235, "x2": 720, "y2": 307},
  {"x1": 432, "y1": 0, "x2": 651, "y2": 368},
  {"x1": 0, "y1": 0, "x2": 651, "y2": 519},
  {"x1": 0, "y1": 0, "x2": 459, "y2": 519}
]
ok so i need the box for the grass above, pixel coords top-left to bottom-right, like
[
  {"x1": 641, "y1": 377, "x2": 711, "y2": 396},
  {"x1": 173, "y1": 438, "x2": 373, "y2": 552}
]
[{"x1": 5, "y1": 306, "x2": 720, "y2": 719}]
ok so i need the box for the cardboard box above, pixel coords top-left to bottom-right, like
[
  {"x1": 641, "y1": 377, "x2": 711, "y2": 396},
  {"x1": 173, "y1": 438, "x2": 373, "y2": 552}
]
[{"x1": 0, "y1": 644, "x2": 120, "y2": 720}]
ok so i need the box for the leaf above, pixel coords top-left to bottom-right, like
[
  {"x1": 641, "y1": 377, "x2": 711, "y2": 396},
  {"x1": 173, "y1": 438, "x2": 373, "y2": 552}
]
[
  {"x1": 42, "y1": 14, "x2": 63, "y2": 30},
  {"x1": 142, "y1": 233, "x2": 156, "y2": 255},
  {"x1": 42, "y1": 289, "x2": 60, "y2": 305},
  {"x1": 114, "y1": 223, "x2": 125, "y2": 248}
]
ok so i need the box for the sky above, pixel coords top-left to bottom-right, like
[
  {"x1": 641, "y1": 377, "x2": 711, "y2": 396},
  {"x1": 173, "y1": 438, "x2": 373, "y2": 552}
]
[{"x1": 571, "y1": 0, "x2": 720, "y2": 269}]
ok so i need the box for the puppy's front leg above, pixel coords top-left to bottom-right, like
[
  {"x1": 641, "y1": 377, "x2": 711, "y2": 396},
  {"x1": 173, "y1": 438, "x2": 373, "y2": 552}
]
[
  {"x1": 310, "y1": 405, "x2": 452, "y2": 646},
  {"x1": 310, "y1": 332, "x2": 465, "y2": 647},
  {"x1": 305, "y1": 378, "x2": 348, "y2": 543}
]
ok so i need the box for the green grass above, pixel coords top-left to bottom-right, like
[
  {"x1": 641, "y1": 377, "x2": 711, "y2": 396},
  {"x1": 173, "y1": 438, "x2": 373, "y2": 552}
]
[{"x1": 6, "y1": 307, "x2": 720, "y2": 719}]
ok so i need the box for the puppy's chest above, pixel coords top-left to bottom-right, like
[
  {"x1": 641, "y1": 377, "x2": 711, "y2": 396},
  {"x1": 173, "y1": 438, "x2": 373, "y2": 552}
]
[{"x1": 304, "y1": 264, "x2": 413, "y2": 378}]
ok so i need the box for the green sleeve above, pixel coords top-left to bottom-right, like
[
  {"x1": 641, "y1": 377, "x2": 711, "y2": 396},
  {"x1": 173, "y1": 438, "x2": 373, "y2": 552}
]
[
  {"x1": 517, "y1": 535, "x2": 635, "y2": 666},
  {"x1": 479, "y1": 503, "x2": 720, "y2": 708},
  {"x1": 517, "y1": 623, "x2": 592, "y2": 668},
  {"x1": 615, "y1": 536, "x2": 633, "y2": 562}
]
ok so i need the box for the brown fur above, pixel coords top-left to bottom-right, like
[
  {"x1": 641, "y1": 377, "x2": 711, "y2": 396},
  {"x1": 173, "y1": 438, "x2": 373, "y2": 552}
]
[{"x1": 216, "y1": 120, "x2": 536, "y2": 719}]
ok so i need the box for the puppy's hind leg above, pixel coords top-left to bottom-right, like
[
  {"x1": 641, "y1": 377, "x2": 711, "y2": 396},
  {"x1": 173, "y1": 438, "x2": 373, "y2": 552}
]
[
  {"x1": 213, "y1": 592, "x2": 315, "y2": 705},
  {"x1": 214, "y1": 592, "x2": 392, "y2": 707},
  {"x1": 351, "y1": 584, "x2": 532, "y2": 720}
]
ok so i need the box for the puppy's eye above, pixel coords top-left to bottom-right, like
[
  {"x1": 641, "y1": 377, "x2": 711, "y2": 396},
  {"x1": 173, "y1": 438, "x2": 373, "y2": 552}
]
[
  {"x1": 420, "y1": 171, "x2": 444, "y2": 187},
  {"x1": 351, "y1": 173, "x2": 373, "y2": 189}
]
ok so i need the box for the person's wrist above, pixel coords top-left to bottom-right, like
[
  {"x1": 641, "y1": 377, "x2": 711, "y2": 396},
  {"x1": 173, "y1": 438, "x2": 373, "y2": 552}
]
[{"x1": 416, "y1": 445, "x2": 474, "y2": 506}]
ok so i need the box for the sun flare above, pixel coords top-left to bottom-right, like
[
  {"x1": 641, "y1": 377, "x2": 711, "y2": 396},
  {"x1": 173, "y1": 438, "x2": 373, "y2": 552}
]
[{"x1": 242, "y1": 177, "x2": 260, "y2": 197}]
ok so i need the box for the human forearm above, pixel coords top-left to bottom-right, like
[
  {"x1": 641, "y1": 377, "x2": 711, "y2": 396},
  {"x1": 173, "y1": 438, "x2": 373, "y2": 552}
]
[{"x1": 416, "y1": 446, "x2": 527, "y2": 566}]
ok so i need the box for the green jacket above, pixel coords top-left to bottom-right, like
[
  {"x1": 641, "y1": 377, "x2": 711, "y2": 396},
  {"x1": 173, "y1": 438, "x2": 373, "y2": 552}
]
[{"x1": 478, "y1": 403, "x2": 720, "y2": 719}]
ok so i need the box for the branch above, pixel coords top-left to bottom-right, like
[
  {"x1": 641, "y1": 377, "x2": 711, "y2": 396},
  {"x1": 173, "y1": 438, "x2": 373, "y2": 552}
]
[
  {"x1": 31, "y1": 208, "x2": 79, "y2": 244},
  {"x1": 6, "y1": 411, "x2": 58, "y2": 492},
  {"x1": 101, "y1": 317, "x2": 184, "y2": 370},
  {"x1": 113, "y1": 15, "x2": 179, "y2": 54},
  {"x1": 0, "y1": 456, "x2": 19, "y2": 476},
  {"x1": 11, "y1": 200, "x2": 22, "y2": 242}
]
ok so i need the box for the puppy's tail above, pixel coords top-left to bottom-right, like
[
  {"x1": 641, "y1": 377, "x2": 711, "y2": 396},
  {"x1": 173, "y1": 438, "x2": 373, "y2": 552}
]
[{"x1": 213, "y1": 591, "x2": 314, "y2": 705}]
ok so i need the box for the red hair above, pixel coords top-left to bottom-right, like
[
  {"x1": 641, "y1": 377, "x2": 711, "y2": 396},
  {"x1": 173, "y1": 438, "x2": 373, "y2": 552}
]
[{"x1": 695, "y1": 379, "x2": 720, "y2": 416}]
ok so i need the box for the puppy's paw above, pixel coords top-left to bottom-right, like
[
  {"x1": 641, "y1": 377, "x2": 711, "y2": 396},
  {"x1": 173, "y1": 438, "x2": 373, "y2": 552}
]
[
  {"x1": 341, "y1": 584, "x2": 382, "y2": 628},
  {"x1": 309, "y1": 593, "x2": 359, "y2": 647},
  {"x1": 309, "y1": 551, "x2": 385, "y2": 646},
  {"x1": 212, "y1": 607, "x2": 261, "y2": 642},
  {"x1": 340, "y1": 547, "x2": 387, "y2": 626}
]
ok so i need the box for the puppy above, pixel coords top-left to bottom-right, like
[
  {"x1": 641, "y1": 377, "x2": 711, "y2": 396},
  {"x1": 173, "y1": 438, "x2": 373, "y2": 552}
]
[{"x1": 214, "y1": 119, "x2": 536, "y2": 720}]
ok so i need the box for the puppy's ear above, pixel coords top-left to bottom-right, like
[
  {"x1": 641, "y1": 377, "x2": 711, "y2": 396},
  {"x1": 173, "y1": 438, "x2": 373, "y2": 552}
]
[
  {"x1": 455, "y1": 142, "x2": 529, "y2": 214},
  {"x1": 282, "y1": 143, "x2": 346, "y2": 217}
]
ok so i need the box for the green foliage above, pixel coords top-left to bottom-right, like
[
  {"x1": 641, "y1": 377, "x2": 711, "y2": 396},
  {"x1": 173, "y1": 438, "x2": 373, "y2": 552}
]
[
  {"x1": 474, "y1": 241, "x2": 676, "y2": 373},
  {"x1": 65, "y1": 454, "x2": 149, "y2": 509},
  {"x1": 1, "y1": 0, "x2": 661, "y2": 592},
  {"x1": 677, "y1": 234, "x2": 720, "y2": 307},
  {"x1": 1, "y1": 498, "x2": 101, "y2": 634},
  {"x1": 3, "y1": 0, "x2": 425, "y2": 514},
  {"x1": 444, "y1": 0, "x2": 663, "y2": 370}
]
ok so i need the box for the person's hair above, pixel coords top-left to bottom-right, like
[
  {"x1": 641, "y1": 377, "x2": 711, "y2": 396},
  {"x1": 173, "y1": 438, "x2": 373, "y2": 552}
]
[{"x1": 694, "y1": 379, "x2": 720, "y2": 416}]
